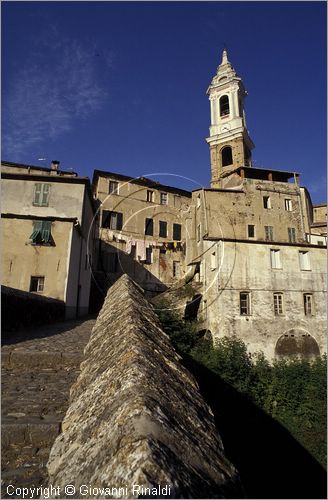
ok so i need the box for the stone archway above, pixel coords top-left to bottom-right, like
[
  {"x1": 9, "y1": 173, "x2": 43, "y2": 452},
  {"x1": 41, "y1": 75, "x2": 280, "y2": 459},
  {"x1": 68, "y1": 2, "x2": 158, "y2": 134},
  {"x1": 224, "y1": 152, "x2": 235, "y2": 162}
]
[{"x1": 275, "y1": 329, "x2": 320, "y2": 359}]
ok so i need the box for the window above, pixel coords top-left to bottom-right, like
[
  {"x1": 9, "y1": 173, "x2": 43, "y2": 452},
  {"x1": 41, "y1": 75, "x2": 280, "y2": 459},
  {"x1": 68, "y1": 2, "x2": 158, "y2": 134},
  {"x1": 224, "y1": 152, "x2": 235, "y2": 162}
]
[
  {"x1": 173, "y1": 223, "x2": 181, "y2": 241},
  {"x1": 299, "y1": 251, "x2": 311, "y2": 271},
  {"x1": 109, "y1": 181, "x2": 119, "y2": 195},
  {"x1": 222, "y1": 146, "x2": 233, "y2": 167},
  {"x1": 160, "y1": 192, "x2": 168, "y2": 205},
  {"x1": 265, "y1": 226, "x2": 274, "y2": 241},
  {"x1": 145, "y1": 218, "x2": 154, "y2": 236},
  {"x1": 210, "y1": 251, "x2": 217, "y2": 270},
  {"x1": 288, "y1": 227, "x2": 296, "y2": 243},
  {"x1": 304, "y1": 294, "x2": 313, "y2": 316},
  {"x1": 159, "y1": 221, "x2": 167, "y2": 238},
  {"x1": 145, "y1": 247, "x2": 153, "y2": 265},
  {"x1": 219, "y1": 95, "x2": 230, "y2": 116},
  {"x1": 263, "y1": 196, "x2": 271, "y2": 209},
  {"x1": 30, "y1": 220, "x2": 52, "y2": 245},
  {"x1": 33, "y1": 183, "x2": 50, "y2": 206},
  {"x1": 240, "y1": 292, "x2": 251, "y2": 315},
  {"x1": 102, "y1": 211, "x2": 123, "y2": 230},
  {"x1": 197, "y1": 194, "x2": 201, "y2": 208},
  {"x1": 270, "y1": 249, "x2": 281, "y2": 269},
  {"x1": 173, "y1": 261, "x2": 180, "y2": 278},
  {"x1": 30, "y1": 276, "x2": 45, "y2": 293},
  {"x1": 147, "y1": 190, "x2": 154, "y2": 202},
  {"x1": 248, "y1": 224, "x2": 255, "y2": 238},
  {"x1": 274, "y1": 293, "x2": 284, "y2": 315},
  {"x1": 285, "y1": 199, "x2": 292, "y2": 211}
]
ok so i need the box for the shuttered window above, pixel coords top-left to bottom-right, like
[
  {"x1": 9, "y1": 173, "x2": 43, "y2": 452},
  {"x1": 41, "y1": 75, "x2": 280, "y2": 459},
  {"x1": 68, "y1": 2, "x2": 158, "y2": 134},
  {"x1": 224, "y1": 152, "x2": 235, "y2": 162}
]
[
  {"x1": 30, "y1": 220, "x2": 52, "y2": 245},
  {"x1": 159, "y1": 221, "x2": 167, "y2": 238},
  {"x1": 102, "y1": 211, "x2": 123, "y2": 230},
  {"x1": 33, "y1": 183, "x2": 50, "y2": 206}
]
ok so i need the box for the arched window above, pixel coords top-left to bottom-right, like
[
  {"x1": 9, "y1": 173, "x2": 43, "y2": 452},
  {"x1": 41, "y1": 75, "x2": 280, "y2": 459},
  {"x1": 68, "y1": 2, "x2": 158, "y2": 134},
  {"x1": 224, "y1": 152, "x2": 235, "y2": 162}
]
[
  {"x1": 220, "y1": 95, "x2": 230, "y2": 116},
  {"x1": 222, "y1": 146, "x2": 233, "y2": 167}
]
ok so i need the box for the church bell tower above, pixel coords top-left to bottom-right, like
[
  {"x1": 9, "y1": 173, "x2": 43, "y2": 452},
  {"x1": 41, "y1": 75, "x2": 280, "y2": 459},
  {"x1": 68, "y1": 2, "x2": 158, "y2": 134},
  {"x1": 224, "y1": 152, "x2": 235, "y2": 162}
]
[{"x1": 206, "y1": 49, "x2": 254, "y2": 187}]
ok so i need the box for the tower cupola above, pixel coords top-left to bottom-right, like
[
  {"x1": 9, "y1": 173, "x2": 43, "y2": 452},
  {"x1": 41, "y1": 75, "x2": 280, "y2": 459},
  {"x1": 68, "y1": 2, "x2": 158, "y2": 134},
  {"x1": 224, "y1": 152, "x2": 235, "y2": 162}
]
[{"x1": 206, "y1": 49, "x2": 254, "y2": 187}]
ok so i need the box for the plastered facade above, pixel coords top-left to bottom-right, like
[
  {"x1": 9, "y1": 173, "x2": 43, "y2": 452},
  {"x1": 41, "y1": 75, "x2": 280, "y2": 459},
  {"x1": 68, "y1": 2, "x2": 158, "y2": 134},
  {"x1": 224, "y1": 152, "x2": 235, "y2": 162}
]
[{"x1": 1, "y1": 162, "x2": 95, "y2": 318}]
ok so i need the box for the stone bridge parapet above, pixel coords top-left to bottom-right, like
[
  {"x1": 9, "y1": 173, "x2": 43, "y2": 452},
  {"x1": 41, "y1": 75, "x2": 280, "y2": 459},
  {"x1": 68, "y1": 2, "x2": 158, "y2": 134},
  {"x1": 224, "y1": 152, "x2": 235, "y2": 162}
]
[{"x1": 45, "y1": 274, "x2": 242, "y2": 498}]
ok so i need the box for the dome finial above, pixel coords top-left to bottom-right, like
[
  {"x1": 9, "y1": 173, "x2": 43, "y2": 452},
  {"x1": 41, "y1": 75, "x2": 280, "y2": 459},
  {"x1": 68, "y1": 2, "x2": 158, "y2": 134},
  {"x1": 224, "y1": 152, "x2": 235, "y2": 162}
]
[{"x1": 221, "y1": 47, "x2": 229, "y2": 65}]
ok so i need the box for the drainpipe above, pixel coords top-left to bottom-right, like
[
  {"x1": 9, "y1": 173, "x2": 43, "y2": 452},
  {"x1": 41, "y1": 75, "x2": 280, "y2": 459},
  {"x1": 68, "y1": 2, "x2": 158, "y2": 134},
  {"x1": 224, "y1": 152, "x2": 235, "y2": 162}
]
[{"x1": 294, "y1": 173, "x2": 306, "y2": 242}]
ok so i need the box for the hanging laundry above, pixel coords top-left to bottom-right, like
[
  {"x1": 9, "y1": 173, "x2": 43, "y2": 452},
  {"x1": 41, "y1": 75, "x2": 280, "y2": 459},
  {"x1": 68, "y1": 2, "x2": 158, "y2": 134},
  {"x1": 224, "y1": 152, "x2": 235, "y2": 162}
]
[
  {"x1": 126, "y1": 238, "x2": 132, "y2": 254},
  {"x1": 136, "y1": 240, "x2": 147, "y2": 261}
]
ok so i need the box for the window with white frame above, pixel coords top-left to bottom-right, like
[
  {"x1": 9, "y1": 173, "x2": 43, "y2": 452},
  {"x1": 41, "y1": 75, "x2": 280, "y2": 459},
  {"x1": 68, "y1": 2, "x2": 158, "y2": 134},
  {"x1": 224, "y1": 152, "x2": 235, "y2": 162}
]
[
  {"x1": 109, "y1": 180, "x2": 119, "y2": 195},
  {"x1": 270, "y1": 249, "x2": 282, "y2": 269},
  {"x1": 273, "y1": 293, "x2": 284, "y2": 315},
  {"x1": 160, "y1": 192, "x2": 168, "y2": 205},
  {"x1": 288, "y1": 227, "x2": 296, "y2": 243},
  {"x1": 303, "y1": 293, "x2": 313, "y2": 316},
  {"x1": 299, "y1": 251, "x2": 311, "y2": 271},
  {"x1": 263, "y1": 196, "x2": 271, "y2": 209},
  {"x1": 33, "y1": 183, "x2": 50, "y2": 206},
  {"x1": 240, "y1": 292, "x2": 251, "y2": 315},
  {"x1": 30, "y1": 276, "x2": 45, "y2": 292},
  {"x1": 146, "y1": 190, "x2": 154, "y2": 202},
  {"x1": 285, "y1": 199, "x2": 293, "y2": 211}
]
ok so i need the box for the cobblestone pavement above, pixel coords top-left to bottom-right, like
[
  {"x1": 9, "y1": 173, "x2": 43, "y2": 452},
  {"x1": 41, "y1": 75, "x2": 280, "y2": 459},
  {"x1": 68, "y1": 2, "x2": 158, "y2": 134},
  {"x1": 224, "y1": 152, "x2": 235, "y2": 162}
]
[{"x1": 1, "y1": 318, "x2": 96, "y2": 499}]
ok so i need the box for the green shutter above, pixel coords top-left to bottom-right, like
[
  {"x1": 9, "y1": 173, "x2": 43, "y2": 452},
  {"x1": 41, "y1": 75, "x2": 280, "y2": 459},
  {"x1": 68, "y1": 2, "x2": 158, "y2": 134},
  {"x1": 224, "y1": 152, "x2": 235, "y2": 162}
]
[
  {"x1": 117, "y1": 212, "x2": 123, "y2": 230},
  {"x1": 173, "y1": 223, "x2": 181, "y2": 241},
  {"x1": 34, "y1": 184, "x2": 42, "y2": 205},
  {"x1": 41, "y1": 184, "x2": 50, "y2": 206}
]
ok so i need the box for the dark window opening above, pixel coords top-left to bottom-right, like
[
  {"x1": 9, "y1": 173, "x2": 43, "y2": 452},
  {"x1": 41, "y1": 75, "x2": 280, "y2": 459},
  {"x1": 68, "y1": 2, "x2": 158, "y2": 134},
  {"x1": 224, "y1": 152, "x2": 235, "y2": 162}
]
[
  {"x1": 220, "y1": 95, "x2": 230, "y2": 116},
  {"x1": 159, "y1": 221, "x2": 167, "y2": 238},
  {"x1": 102, "y1": 211, "x2": 123, "y2": 230},
  {"x1": 145, "y1": 218, "x2": 154, "y2": 236},
  {"x1": 173, "y1": 223, "x2": 181, "y2": 241},
  {"x1": 240, "y1": 292, "x2": 250, "y2": 315},
  {"x1": 30, "y1": 276, "x2": 45, "y2": 292},
  {"x1": 248, "y1": 225, "x2": 255, "y2": 238},
  {"x1": 222, "y1": 146, "x2": 233, "y2": 167}
]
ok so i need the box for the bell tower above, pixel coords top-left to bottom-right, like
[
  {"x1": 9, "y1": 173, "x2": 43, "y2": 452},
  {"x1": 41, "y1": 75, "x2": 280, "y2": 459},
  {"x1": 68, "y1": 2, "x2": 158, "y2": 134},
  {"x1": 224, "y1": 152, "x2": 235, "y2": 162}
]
[{"x1": 206, "y1": 49, "x2": 254, "y2": 187}]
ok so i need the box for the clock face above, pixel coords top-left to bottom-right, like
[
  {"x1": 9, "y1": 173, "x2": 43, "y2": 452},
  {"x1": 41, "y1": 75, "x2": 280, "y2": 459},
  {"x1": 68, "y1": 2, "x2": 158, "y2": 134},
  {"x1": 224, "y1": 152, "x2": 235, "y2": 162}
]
[{"x1": 221, "y1": 124, "x2": 230, "y2": 133}]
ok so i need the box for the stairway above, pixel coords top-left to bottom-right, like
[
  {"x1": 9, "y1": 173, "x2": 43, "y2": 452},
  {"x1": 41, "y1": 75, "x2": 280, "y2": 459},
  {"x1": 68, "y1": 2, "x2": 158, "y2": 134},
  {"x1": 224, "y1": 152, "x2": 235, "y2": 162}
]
[{"x1": 1, "y1": 318, "x2": 95, "y2": 498}]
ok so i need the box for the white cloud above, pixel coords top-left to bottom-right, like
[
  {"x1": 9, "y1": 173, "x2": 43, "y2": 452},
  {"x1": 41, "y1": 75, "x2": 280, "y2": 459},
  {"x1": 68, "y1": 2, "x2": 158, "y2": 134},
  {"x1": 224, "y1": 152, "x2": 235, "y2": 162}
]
[{"x1": 2, "y1": 30, "x2": 109, "y2": 157}]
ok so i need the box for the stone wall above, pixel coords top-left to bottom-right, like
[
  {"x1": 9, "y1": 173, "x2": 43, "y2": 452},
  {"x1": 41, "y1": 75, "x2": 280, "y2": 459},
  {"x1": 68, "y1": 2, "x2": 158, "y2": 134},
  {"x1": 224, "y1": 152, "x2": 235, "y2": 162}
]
[
  {"x1": 45, "y1": 274, "x2": 242, "y2": 498},
  {"x1": 2, "y1": 286, "x2": 65, "y2": 332}
]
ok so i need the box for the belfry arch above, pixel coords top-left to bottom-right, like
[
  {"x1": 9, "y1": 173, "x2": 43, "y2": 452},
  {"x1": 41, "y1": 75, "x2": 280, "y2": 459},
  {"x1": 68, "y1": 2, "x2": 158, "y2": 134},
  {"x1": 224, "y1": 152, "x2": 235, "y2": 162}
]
[{"x1": 275, "y1": 329, "x2": 320, "y2": 359}]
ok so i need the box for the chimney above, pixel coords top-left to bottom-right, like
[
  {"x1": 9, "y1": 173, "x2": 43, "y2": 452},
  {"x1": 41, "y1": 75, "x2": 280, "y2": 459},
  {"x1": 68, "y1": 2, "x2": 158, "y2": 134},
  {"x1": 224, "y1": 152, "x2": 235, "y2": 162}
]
[{"x1": 51, "y1": 160, "x2": 60, "y2": 171}]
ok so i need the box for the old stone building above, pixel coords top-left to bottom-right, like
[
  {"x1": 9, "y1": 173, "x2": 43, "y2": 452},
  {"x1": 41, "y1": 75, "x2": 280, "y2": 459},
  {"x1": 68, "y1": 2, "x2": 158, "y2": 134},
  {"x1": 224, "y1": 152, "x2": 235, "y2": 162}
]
[
  {"x1": 1, "y1": 161, "x2": 95, "y2": 318},
  {"x1": 92, "y1": 170, "x2": 192, "y2": 294},
  {"x1": 190, "y1": 50, "x2": 327, "y2": 359}
]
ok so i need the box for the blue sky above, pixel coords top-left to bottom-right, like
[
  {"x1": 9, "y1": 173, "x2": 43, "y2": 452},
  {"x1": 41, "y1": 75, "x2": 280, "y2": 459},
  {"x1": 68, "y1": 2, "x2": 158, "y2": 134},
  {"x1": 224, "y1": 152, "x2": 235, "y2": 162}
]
[{"x1": 2, "y1": 1, "x2": 327, "y2": 203}]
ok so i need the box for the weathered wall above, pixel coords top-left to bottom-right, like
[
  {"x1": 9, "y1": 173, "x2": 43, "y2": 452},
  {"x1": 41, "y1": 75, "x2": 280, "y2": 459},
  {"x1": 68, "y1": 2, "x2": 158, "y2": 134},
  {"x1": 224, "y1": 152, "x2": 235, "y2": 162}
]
[
  {"x1": 95, "y1": 174, "x2": 191, "y2": 290},
  {"x1": 45, "y1": 274, "x2": 242, "y2": 499},
  {"x1": 200, "y1": 240, "x2": 327, "y2": 360},
  {"x1": 2, "y1": 286, "x2": 65, "y2": 332},
  {"x1": 1, "y1": 218, "x2": 72, "y2": 302}
]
